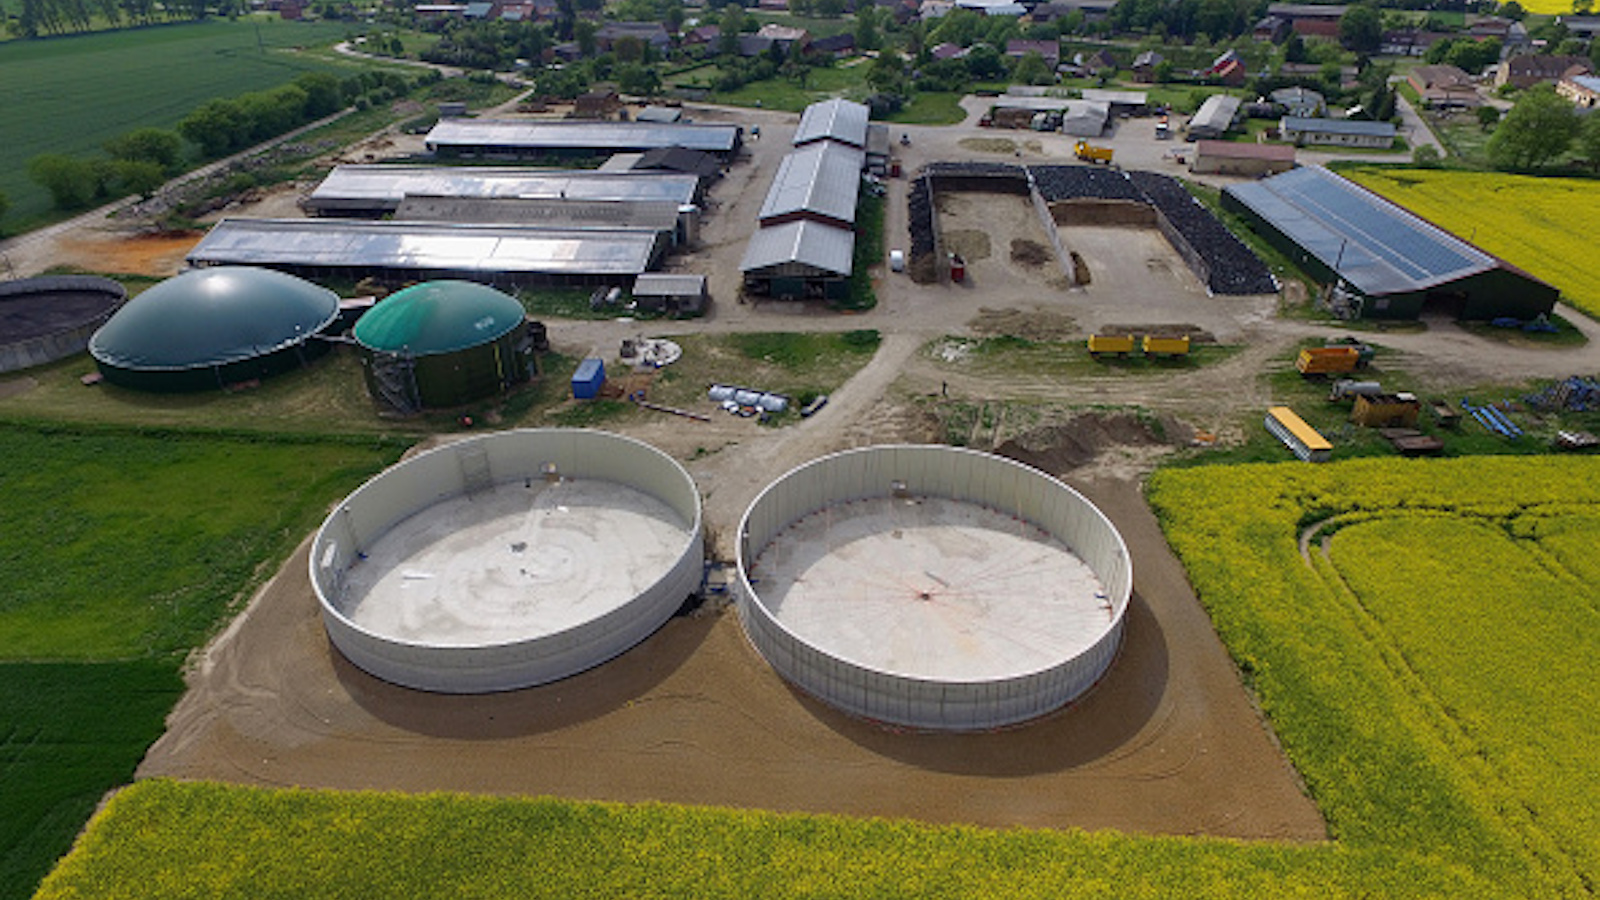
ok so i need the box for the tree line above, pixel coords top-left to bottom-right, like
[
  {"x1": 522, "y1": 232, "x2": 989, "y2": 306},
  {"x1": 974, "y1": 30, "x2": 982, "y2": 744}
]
[
  {"x1": 11, "y1": 0, "x2": 242, "y2": 38},
  {"x1": 24, "y1": 70, "x2": 424, "y2": 213}
]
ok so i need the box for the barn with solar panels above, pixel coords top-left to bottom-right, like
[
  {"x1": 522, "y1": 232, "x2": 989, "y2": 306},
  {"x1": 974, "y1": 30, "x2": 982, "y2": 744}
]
[{"x1": 1223, "y1": 166, "x2": 1559, "y2": 321}]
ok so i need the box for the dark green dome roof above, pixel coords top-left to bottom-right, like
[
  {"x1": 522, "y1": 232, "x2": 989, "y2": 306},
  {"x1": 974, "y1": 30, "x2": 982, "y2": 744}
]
[
  {"x1": 354, "y1": 281, "x2": 524, "y2": 356},
  {"x1": 89, "y1": 267, "x2": 337, "y2": 371}
]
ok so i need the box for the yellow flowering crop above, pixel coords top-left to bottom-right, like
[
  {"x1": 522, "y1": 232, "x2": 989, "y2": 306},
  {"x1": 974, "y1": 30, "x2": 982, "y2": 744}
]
[{"x1": 1345, "y1": 167, "x2": 1600, "y2": 321}]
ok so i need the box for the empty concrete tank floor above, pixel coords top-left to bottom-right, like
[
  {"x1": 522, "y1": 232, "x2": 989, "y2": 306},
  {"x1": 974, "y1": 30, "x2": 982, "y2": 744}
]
[
  {"x1": 752, "y1": 496, "x2": 1107, "y2": 679},
  {"x1": 338, "y1": 479, "x2": 689, "y2": 646}
]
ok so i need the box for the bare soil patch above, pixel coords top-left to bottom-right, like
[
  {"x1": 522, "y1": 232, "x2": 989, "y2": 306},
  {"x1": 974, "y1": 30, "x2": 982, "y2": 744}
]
[
  {"x1": 53, "y1": 231, "x2": 200, "y2": 278},
  {"x1": 941, "y1": 229, "x2": 992, "y2": 261},
  {"x1": 1010, "y1": 238, "x2": 1051, "y2": 267},
  {"x1": 994, "y1": 412, "x2": 1169, "y2": 473},
  {"x1": 957, "y1": 137, "x2": 1018, "y2": 154},
  {"x1": 968, "y1": 307, "x2": 1078, "y2": 341}
]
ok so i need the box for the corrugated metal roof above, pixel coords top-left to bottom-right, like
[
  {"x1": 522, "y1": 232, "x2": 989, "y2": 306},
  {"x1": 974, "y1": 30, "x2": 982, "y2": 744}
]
[
  {"x1": 307, "y1": 165, "x2": 700, "y2": 211},
  {"x1": 1080, "y1": 89, "x2": 1148, "y2": 105},
  {"x1": 425, "y1": 119, "x2": 741, "y2": 153},
  {"x1": 1282, "y1": 116, "x2": 1396, "y2": 137},
  {"x1": 633, "y1": 273, "x2": 706, "y2": 296},
  {"x1": 758, "y1": 141, "x2": 864, "y2": 226},
  {"x1": 739, "y1": 220, "x2": 854, "y2": 277},
  {"x1": 794, "y1": 98, "x2": 870, "y2": 148},
  {"x1": 1189, "y1": 94, "x2": 1241, "y2": 132},
  {"x1": 189, "y1": 219, "x2": 660, "y2": 276},
  {"x1": 395, "y1": 196, "x2": 682, "y2": 231},
  {"x1": 1224, "y1": 166, "x2": 1496, "y2": 297}
]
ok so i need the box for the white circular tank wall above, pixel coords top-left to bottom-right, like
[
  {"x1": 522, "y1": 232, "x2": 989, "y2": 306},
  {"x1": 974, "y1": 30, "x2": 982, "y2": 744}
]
[
  {"x1": 311, "y1": 429, "x2": 703, "y2": 693},
  {"x1": 736, "y1": 445, "x2": 1132, "y2": 731}
]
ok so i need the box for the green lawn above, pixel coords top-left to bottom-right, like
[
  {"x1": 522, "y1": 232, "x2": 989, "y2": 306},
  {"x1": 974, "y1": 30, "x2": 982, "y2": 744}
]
[
  {"x1": 0, "y1": 18, "x2": 369, "y2": 228},
  {"x1": 0, "y1": 423, "x2": 405, "y2": 900},
  {"x1": 711, "y1": 64, "x2": 870, "y2": 111}
]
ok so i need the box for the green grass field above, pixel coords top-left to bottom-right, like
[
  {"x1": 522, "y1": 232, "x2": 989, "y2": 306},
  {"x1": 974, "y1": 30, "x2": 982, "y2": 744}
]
[
  {"x1": 0, "y1": 19, "x2": 366, "y2": 227},
  {"x1": 0, "y1": 423, "x2": 404, "y2": 900}
]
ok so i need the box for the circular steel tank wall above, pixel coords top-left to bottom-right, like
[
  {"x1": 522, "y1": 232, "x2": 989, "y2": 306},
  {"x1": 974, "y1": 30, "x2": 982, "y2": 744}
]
[
  {"x1": 312, "y1": 429, "x2": 703, "y2": 693},
  {"x1": 736, "y1": 445, "x2": 1132, "y2": 731}
]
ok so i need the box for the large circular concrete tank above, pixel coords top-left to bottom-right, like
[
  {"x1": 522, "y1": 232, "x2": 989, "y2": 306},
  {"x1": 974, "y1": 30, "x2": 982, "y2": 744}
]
[
  {"x1": 311, "y1": 429, "x2": 703, "y2": 693},
  {"x1": 0, "y1": 275, "x2": 125, "y2": 374},
  {"x1": 353, "y1": 280, "x2": 530, "y2": 412},
  {"x1": 736, "y1": 445, "x2": 1132, "y2": 731},
  {"x1": 88, "y1": 266, "x2": 337, "y2": 391}
]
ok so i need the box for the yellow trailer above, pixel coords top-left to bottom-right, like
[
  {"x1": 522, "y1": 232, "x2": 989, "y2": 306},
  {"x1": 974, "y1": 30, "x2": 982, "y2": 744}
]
[
  {"x1": 1074, "y1": 140, "x2": 1114, "y2": 164},
  {"x1": 1088, "y1": 334, "x2": 1136, "y2": 356},
  {"x1": 1142, "y1": 335, "x2": 1191, "y2": 357}
]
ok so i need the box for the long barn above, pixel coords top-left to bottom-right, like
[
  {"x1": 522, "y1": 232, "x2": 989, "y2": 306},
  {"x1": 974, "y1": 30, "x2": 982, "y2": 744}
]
[{"x1": 1223, "y1": 166, "x2": 1559, "y2": 321}]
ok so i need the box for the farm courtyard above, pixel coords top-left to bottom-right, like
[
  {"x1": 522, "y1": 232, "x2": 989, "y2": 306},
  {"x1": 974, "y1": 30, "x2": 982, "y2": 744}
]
[{"x1": 3, "y1": 84, "x2": 1600, "y2": 898}]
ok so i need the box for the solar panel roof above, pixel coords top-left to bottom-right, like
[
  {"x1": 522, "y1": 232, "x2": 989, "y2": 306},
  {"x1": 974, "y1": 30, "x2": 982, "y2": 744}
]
[
  {"x1": 1224, "y1": 166, "x2": 1495, "y2": 296},
  {"x1": 307, "y1": 165, "x2": 700, "y2": 211},
  {"x1": 739, "y1": 220, "x2": 854, "y2": 277},
  {"x1": 425, "y1": 119, "x2": 741, "y2": 153},
  {"x1": 758, "y1": 141, "x2": 864, "y2": 226},
  {"x1": 189, "y1": 219, "x2": 661, "y2": 276}
]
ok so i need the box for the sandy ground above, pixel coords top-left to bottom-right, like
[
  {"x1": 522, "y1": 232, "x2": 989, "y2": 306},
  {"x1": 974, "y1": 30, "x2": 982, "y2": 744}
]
[{"x1": 140, "y1": 473, "x2": 1325, "y2": 840}]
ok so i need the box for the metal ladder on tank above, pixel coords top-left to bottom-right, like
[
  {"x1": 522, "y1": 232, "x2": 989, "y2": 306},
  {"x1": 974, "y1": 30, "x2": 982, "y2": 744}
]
[{"x1": 371, "y1": 353, "x2": 420, "y2": 415}]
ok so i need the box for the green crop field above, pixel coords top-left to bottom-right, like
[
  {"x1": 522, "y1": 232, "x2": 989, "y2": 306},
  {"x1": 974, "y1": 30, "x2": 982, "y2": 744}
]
[
  {"x1": 0, "y1": 422, "x2": 404, "y2": 900},
  {"x1": 33, "y1": 454, "x2": 1600, "y2": 897},
  {"x1": 1148, "y1": 455, "x2": 1600, "y2": 896},
  {"x1": 0, "y1": 19, "x2": 366, "y2": 227}
]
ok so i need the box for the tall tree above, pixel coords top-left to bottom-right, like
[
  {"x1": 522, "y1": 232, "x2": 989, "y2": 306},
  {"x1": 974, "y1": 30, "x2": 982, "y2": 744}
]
[
  {"x1": 1488, "y1": 86, "x2": 1579, "y2": 170},
  {"x1": 104, "y1": 128, "x2": 182, "y2": 170},
  {"x1": 1338, "y1": 3, "x2": 1382, "y2": 54},
  {"x1": 1578, "y1": 110, "x2": 1600, "y2": 171}
]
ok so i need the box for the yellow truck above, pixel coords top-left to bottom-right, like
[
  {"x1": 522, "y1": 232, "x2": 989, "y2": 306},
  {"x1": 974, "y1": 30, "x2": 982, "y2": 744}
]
[
  {"x1": 1142, "y1": 335, "x2": 1191, "y2": 357},
  {"x1": 1074, "y1": 140, "x2": 1114, "y2": 165},
  {"x1": 1087, "y1": 334, "x2": 1137, "y2": 357}
]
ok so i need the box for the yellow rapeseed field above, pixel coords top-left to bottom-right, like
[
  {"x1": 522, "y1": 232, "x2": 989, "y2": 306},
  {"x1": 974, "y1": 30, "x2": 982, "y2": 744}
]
[
  {"x1": 1513, "y1": 0, "x2": 1575, "y2": 12},
  {"x1": 1345, "y1": 167, "x2": 1600, "y2": 321}
]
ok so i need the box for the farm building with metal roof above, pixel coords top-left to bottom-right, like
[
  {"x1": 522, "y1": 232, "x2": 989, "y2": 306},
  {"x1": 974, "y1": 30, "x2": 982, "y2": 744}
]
[
  {"x1": 793, "y1": 98, "x2": 870, "y2": 149},
  {"x1": 1187, "y1": 94, "x2": 1241, "y2": 139},
  {"x1": 1279, "y1": 116, "x2": 1396, "y2": 148},
  {"x1": 739, "y1": 220, "x2": 854, "y2": 301},
  {"x1": 424, "y1": 119, "x2": 743, "y2": 160},
  {"x1": 392, "y1": 196, "x2": 694, "y2": 246},
  {"x1": 1222, "y1": 166, "x2": 1558, "y2": 320},
  {"x1": 304, "y1": 165, "x2": 702, "y2": 217},
  {"x1": 757, "y1": 141, "x2": 864, "y2": 229},
  {"x1": 188, "y1": 219, "x2": 666, "y2": 286}
]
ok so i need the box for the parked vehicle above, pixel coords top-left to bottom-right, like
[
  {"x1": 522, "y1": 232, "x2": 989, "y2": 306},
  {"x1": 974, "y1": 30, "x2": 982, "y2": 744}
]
[
  {"x1": 1074, "y1": 140, "x2": 1114, "y2": 164},
  {"x1": 889, "y1": 249, "x2": 905, "y2": 272}
]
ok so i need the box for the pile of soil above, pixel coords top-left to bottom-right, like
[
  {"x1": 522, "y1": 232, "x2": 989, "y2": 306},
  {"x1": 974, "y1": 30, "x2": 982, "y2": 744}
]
[
  {"x1": 968, "y1": 307, "x2": 1077, "y2": 342},
  {"x1": 1099, "y1": 323, "x2": 1216, "y2": 343},
  {"x1": 995, "y1": 413, "x2": 1168, "y2": 474},
  {"x1": 942, "y1": 229, "x2": 992, "y2": 261},
  {"x1": 1010, "y1": 239, "x2": 1051, "y2": 267}
]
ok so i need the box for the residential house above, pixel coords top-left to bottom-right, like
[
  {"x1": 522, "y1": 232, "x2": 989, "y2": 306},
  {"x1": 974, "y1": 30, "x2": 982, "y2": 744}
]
[
  {"x1": 1557, "y1": 73, "x2": 1600, "y2": 108},
  {"x1": 1270, "y1": 85, "x2": 1325, "y2": 117},
  {"x1": 1408, "y1": 64, "x2": 1481, "y2": 109},
  {"x1": 1006, "y1": 39, "x2": 1061, "y2": 67},
  {"x1": 1132, "y1": 50, "x2": 1164, "y2": 82},
  {"x1": 808, "y1": 33, "x2": 856, "y2": 57},
  {"x1": 1252, "y1": 15, "x2": 1290, "y2": 42},
  {"x1": 1380, "y1": 29, "x2": 1447, "y2": 57},
  {"x1": 1495, "y1": 54, "x2": 1591, "y2": 89},
  {"x1": 756, "y1": 23, "x2": 811, "y2": 53},
  {"x1": 595, "y1": 22, "x2": 672, "y2": 53}
]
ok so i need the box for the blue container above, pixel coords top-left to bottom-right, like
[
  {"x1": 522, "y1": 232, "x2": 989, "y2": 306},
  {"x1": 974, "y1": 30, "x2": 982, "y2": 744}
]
[{"x1": 571, "y1": 357, "x2": 605, "y2": 399}]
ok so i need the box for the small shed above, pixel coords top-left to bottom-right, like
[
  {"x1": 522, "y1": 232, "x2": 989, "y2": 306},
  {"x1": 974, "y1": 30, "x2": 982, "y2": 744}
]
[
  {"x1": 635, "y1": 105, "x2": 683, "y2": 124},
  {"x1": 1191, "y1": 140, "x2": 1296, "y2": 176},
  {"x1": 572, "y1": 357, "x2": 606, "y2": 399},
  {"x1": 1352, "y1": 392, "x2": 1421, "y2": 428},
  {"x1": 632, "y1": 273, "x2": 707, "y2": 316}
]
